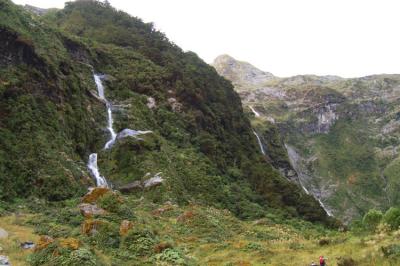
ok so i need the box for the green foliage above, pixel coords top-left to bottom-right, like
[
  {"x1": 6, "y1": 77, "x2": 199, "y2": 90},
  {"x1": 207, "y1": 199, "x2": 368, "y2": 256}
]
[
  {"x1": 381, "y1": 244, "x2": 400, "y2": 259},
  {"x1": 28, "y1": 244, "x2": 100, "y2": 266},
  {"x1": 121, "y1": 228, "x2": 157, "y2": 256},
  {"x1": 383, "y1": 207, "x2": 400, "y2": 230},
  {"x1": 362, "y1": 209, "x2": 383, "y2": 231},
  {"x1": 97, "y1": 191, "x2": 121, "y2": 212},
  {"x1": 152, "y1": 248, "x2": 187, "y2": 265},
  {"x1": 88, "y1": 220, "x2": 120, "y2": 249},
  {"x1": 0, "y1": 0, "x2": 329, "y2": 225}
]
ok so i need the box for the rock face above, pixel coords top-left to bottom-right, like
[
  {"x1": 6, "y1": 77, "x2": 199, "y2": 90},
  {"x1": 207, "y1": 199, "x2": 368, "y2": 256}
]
[
  {"x1": 82, "y1": 187, "x2": 110, "y2": 203},
  {"x1": 214, "y1": 54, "x2": 400, "y2": 221},
  {"x1": 213, "y1": 55, "x2": 275, "y2": 91},
  {"x1": 0, "y1": 255, "x2": 10, "y2": 266},
  {"x1": 78, "y1": 203, "x2": 107, "y2": 218}
]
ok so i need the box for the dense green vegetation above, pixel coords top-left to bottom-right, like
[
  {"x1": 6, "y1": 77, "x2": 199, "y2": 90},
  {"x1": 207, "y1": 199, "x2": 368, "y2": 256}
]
[{"x1": 0, "y1": 0, "x2": 331, "y2": 232}]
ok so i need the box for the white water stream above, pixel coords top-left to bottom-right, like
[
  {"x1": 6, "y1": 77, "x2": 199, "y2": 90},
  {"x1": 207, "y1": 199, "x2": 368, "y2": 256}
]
[
  {"x1": 249, "y1": 105, "x2": 261, "y2": 117},
  {"x1": 94, "y1": 74, "x2": 117, "y2": 149},
  {"x1": 253, "y1": 130, "x2": 266, "y2": 155},
  {"x1": 87, "y1": 74, "x2": 151, "y2": 187}
]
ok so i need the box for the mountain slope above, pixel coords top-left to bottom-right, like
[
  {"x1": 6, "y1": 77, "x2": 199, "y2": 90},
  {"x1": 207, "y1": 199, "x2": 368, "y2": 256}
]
[
  {"x1": 0, "y1": 0, "x2": 330, "y2": 224},
  {"x1": 213, "y1": 54, "x2": 400, "y2": 221}
]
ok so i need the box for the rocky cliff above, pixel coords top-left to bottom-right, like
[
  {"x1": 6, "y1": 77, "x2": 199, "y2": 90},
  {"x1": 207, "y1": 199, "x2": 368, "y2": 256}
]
[{"x1": 213, "y1": 54, "x2": 400, "y2": 222}]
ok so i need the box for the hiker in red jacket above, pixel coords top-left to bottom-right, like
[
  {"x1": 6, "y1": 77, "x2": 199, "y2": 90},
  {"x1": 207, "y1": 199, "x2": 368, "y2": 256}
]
[{"x1": 319, "y1": 256, "x2": 326, "y2": 266}]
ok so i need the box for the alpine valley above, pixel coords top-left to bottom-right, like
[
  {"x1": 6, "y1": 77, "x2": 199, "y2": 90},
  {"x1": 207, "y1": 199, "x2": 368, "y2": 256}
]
[
  {"x1": 213, "y1": 55, "x2": 400, "y2": 222},
  {"x1": 0, "y1": 1, "x2": 400, "y2": 265}
]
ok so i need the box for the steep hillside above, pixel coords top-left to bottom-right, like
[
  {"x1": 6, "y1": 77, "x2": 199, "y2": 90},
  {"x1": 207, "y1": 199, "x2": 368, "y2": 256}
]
[
  {"x1": 0, "y1": 0, "x2": 331, "y2": 226},
  {"x1": 213, "y1": 54, "x2": 400, "y2": 222}
]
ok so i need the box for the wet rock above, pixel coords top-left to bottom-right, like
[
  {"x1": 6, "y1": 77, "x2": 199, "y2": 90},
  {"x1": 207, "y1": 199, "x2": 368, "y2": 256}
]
[
  {"x1": 119, "y1": 220, "x2": 134, "y2": 236},
  {"x1": 20, "y1": 241, "x2": 35, "y2": 249},
  {"x1": 78, "y1": 203, "x2": 107, "y2": 218},
  {"x1": 118, "y1": 181, "x2": 143, "y2": 193},
  {"x1": 0, "y1": 255, "x2": 10, "y2": 266},
  {"x1": 118, "y1": 173, "x2": 164, "y2": 194},
  {"x1": 35, "y1": 235, "x2": 54, "y2": 251},
  {"x1": 143, "y1": 172, "x2": 164, "y2": 188},
  {"x1": 0, "y1": 228, "x2": 8, "y2": 239},
  {"x1": 82, "y1": 187, "x2": 110, "y2": 203},
  {"x1": 116, "y1": 129, "x2": 152, "y2": 140}
]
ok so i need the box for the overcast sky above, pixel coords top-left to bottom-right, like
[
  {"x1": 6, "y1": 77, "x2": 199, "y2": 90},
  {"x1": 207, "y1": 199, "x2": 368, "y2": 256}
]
[{"x1": 12, "y1": 0, "x2": 400, "y2": 78}]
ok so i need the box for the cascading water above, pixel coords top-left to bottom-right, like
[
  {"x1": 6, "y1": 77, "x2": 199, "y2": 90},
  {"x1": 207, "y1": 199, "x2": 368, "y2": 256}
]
[
  {"x1": 318, "y1": 198, "x2": 333, "y2": 216},
  {"x1": 249, "y1": 105, "x2": 261, "y2": 117},
  {"x1": 87, "y1": 153, "x2": 108, "y2": 187},
  {"x1": 88, "y1": 74, "x2": 152, "y2": 187},
  {"x1": 94, "y1": 75, "x2": 117, "y2": 149},
  {"x1": 253, "y1": 130, "x2": 266, "y2": 155}
]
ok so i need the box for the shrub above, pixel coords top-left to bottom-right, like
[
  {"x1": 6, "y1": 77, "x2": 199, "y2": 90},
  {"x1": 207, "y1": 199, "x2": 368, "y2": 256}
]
[
  {"x1": 97, "y1": 191, "x2": 122, "y2": 212},
  {"x1": 87, "y1": 220, "x2": 120, "y2": 249},
  {"x1": 362, "y1": 209, "x2": 383, "y2": 231},
  {"x1": 381, "y1": 244, "x2": 400, "y2": 258},
  {"x1": 60, "y1": 248, "x2": 98, "y2": 266},
  {"x1": 383, "y1": 207, "x2": 400, "y2": 230},
  {"x1": 121, "y1": 228, "x2": 157, "y2": 256},
  {"x1": 152, "y1": 248, "x2": 186, "y2": 265},
  {"x1": 337, "y1": 256, "x2": 357, "y2": 266},
  {"x1": 28, "y1": 244, "x2": 99, "y2": 266}
]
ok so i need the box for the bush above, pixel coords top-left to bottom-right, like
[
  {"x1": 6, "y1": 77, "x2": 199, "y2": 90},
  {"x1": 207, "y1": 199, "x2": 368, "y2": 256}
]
[
  {"x1": 60, "y1": 248, "x2": 98, "y2": 266},
  {"x1": 337, "y1": 256, "x2": 357, "y2": 266},
  {"x1": 362, "y1": 209, "x2": 383, "y2": 231},
  {"x1": 152, "y1": 248, "x2": 186, "y2": 265},
  {"x1": 383, "y1": 207, "x2": 400, "y2": 230},
  {"x1": 97, "y1": 191, "x2": 122, "y2": 212},
  {"x1": 28, "y1": 244, "x2": 100, "y2": 266},
  {"x1": 381, "y1": 244, "x2": 400, "y2": 258},
  {"x1": 121, "y1": 228, "x2": 157, "y2": 256}
]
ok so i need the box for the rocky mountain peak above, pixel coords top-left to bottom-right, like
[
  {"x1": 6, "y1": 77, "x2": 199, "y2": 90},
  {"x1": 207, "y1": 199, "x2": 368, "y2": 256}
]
[{"x1": 212, "y1": 54, "x2": 275, "y2": 90}]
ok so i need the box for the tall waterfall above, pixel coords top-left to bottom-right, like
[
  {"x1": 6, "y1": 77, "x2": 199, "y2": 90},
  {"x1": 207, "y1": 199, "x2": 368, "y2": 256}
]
[
  {"x1": 87, "y1": 74, "x2": 152, "y2": 187},
  {"x1": 94, "y1": 75, "x2": 117, "y2": 149},
  {"x1": 87, "y1": 74, "x2": 115, "y2": 187},
  {"x1": 253, "y1": 130, "x2": 266, "y2": 155}
]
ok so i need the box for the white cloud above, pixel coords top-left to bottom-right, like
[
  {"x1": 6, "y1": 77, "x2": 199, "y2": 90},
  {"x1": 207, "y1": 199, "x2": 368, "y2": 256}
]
[{"x1": 12, "y1": 0, "x2": 400, "y2": 77}]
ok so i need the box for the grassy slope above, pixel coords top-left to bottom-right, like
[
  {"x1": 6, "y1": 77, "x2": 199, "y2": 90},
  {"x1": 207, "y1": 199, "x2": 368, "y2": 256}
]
[{"x1": 0, "y1": 196, "x2": 399, "y2": 265}]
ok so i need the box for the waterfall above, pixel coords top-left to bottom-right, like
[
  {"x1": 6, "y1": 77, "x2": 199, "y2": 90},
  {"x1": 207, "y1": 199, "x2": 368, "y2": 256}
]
[
  {"x1": 249, "y1": 105, "x2": 261, "y2": 117},
  {"x1": 285, "y1": 143, "x2": 334, "y2": 216},
  {"x1": 87, "y1": 74, "x2": 114, "y2": 187},
  {"x1": 87, "y1": 153, "x2": 108, "y2": 187},
  {"x1": 318, "y1": 198, "x2": 333, "y2": 216},
  {"x1": 87, "y1": 73, "x2": 152, "y2": 187},
  {"x1": 94, "y1": 75, "x2": 117, "y2": 149},
  {"x1": 253, "y1": 130, "x2": 266, "y2": 155}
]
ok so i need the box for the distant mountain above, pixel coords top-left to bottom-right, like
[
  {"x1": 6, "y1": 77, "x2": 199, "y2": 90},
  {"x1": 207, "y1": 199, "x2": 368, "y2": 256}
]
[
  {"x1": 214, "y1": 54, "x2": 400, "y2": 222},
  {"x1": 213, "y1": 54, "x2": 275, "y2": 91}
]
